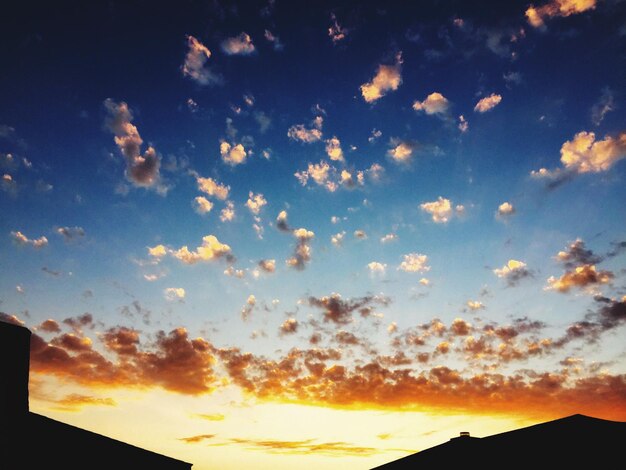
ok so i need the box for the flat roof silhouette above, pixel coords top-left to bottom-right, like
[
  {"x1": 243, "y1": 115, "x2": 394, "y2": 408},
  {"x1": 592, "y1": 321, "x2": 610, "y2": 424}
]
[{"x1": 1, "y1": 320, "x2": 192, "y2": 469}]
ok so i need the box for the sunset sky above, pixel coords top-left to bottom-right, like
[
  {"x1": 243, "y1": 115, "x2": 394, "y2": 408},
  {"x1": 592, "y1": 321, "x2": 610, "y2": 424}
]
[{"x1": 1, "y1": 0, "x2": 625, "y2": 468}]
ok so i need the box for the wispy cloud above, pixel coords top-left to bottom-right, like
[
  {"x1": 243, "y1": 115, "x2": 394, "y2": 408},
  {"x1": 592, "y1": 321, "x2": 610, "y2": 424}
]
[{"x1": 182, "y1": 35, "x2": 222, "y2": 85}]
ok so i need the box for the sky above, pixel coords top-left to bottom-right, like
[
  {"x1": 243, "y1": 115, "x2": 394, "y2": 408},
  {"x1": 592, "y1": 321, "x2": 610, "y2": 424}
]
[{"x1": 1, "y1": 0, "x2": 625, "y2": 468}]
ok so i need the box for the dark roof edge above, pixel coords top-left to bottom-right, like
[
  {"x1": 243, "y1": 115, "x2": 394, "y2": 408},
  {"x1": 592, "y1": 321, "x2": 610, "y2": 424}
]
[{"x1": 29, "y1": 412, "x2": 192, "y2": 466}]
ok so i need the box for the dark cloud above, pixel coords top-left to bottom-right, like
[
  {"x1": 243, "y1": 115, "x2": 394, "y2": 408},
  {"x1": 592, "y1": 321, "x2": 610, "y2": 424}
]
[
  {"x1": 62, "y1": 313, "x2": 94, "y2": 333},
  {"x1": 555, "y1": 239, "x2": 601, "y2": 269},
  {"x1": 37, "y1": 319, "x2": 61, "y2": 333},
  {"x1": 307, "y1": 293, "x2": 390, "y2": 325},
  {"x1": 56, "y1": 226, "x2": 85, "y2": 242}
]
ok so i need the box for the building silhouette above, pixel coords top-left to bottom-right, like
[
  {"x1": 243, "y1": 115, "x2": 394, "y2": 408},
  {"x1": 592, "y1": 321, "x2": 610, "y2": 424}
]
[
  {"x1": 372, "y1": 413, "x2": 626, "y2": 468},
  {"x1": 1, "y1": 320, "x2": 192, "y2": 469}
]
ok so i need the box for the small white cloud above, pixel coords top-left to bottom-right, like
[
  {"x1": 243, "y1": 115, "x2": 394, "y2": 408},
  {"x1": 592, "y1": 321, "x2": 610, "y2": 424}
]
[
  {"x1": 325, "y1": 136, "x2": 344, "y2": 162},
  {"x1": 10, "y1": 231, "x2": 48, "y2": 249},
  {"x1": 380, "y1": 233, "x2": 398, "y2": 244},
  {"x1": 398, "y1": 253, "x2": 430, "y2": 273},
  {"x1": 164, "y1": 287, "x2": 186, "y2": 301},
  {"x1": 496, "y1": 201, "x2": 516, "y2": 219},
  {"x1": 182, "y1": 35, "x2": 221, "y2": 86},
  {"x1": 220, "y1": 201, "x2": 236, "y2": 222},
  {"x1": 368, "y1": 261, "x2": 387, "y2": 274},
  {"x1": 387, "y1": 139, "x2": 415, "y2": 163},
  {"x1": 331, "y1": 231, "x2": 346, "y2": 247},
  {"x1": 220, "y1": 140, "x2": 248, "y2": 166},
  {"x1": 413, "y1": 92, "x2": 450, "y2": 116}
]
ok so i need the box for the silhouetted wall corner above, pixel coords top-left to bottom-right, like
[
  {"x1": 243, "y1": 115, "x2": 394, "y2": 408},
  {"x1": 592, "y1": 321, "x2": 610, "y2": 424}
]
[
  {"x1": 0, "y1": 319, "x2": 193, "y2": 469},
  {"x1": 0, "y1": 320, "x2": 31, "y2": 421}
]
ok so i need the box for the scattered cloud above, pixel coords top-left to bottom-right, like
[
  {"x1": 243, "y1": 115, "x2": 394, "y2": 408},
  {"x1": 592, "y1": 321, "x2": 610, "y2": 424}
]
[
  {"x1": 308, "y1": 293, "x2": 390, "y2": 325},
  {"x1": 526, "y1": 0, "x2": 597, "y2": 29},
  {"x1": 466, "y1": 300, "x2": 485, "y2": 311},
  {"x1": 496, "y1": 202, "x2": 516, "y2": 220},
  {"x1": 264, "y1": 29, "x2": 284, "y2": 51},
  {"x1": 194, "y1": 196, "x2": 214, "y2": 215},
  {"x1": 182, "y1": 35, "x2": 222, "y2": 86},
  {"x1": 555, "y1": 239, "x2": 602, "y2": 268},
  {"x1": 287, "y1": 117, "x2": 323, "y2": 143},
  {"x1": 412, "y1": 92, "x2": 450, "y2": 116},
  {"x1": 325, "y1": 136, "x2": 344, "y2": 162},
  {"x1": 546, "y1": 264, "x2": 613, "y2": 293},
  {"x1": 287, "y1": 228, "x2": 314, "y2": 270},
  {"x1": 246, "y1": 192, "x2": 267, "y2": 215},
  {"x1": 398, "y1": 253, "x2": 430, "y2": 273},
  {"x1": 331, "y1": 231, "x2": 346, "y2": 247},
  {"x1": 196, "y1": 176, "x2": 230, "y2": 200},
  {"x1": 56, "y1": 226, "x2": 85, "y2": 242},
  {"x1": 258, "y1": 259, "x2": 276, "y2": 273},
  {"x1": 420, "y1": 197, "x2": 464, "y2": 223},
  {"x1": 241, "y1": 295, "x2": 256, "y2": 321},
  {"x1": 354, "y1": 230, "x2": 367, "y2": 240},
  {"x1": 458, "y1": 115, "x2": 469, "y2": 132},
  {"x1": 10, "y1": 231, "x2": 48, "y2": 249},
  {"x1": 179, "y1": 434, "x2": 217, "y2": 444},
  {"x1": 369, "y1": 129, "x2": 382, "y2": 143},
  {"x1": 221, "y1": 32, "x2": 255, "y2": 55},
  {"x1": 220, "y1": 141, "x2": 248, "y2": 166},
  {"x1": 276, "y1": 210, "x2": 291, "y2": 232},
  {"x1": 328, "y1": 12, "x2": 348, "y2": 44},
  {"x1": 220, "y1": 201, "x2": 236, "y2": 222},
  {"x1": 380, "y1": 233, "x2": 398, "y2": 244},
  {"x1": 474, "y1": 93, "x2": 502, "y2": 113},
  {"x1": 360, "y1": 52, "x2": 403, "y2": 103},
  {"x1": 53, "y1": 393, "x2": 116, "y2": 411},
  {"x1": 591, "y1": 88, "x2": 615, "y2": 126},
  {"x1": 103, "y1": 99, "x2": 164, "y2": 192},
  {"x1": 279, "y1": 318, "x2": 298, "y2": 336},
  {"x1": 494, "y1": 259, "x2": 532, "y2": 286},
  {"x1": 164, "y1": 287, "x2": 186, "y2": 301},
  {"x1": 37, "y1": 319, "x2": 61, "y2": 333},
  {"x1": 368, "y1": 262, "x2": 387, "y2": 274},
  {"x1": 387, "y1": 139, "x2": 416, "y2": 164},
  {"x1": 148, "y1": 235, "x2": 232, "y2": 265}
]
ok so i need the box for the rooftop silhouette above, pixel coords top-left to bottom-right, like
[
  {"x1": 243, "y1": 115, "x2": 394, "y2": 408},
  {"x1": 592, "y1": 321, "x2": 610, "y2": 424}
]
[
  {"x1": 372, "y1": 413, "x2": 626, "y2": 468},
  {"x1": 1, "y1": 320, "x2": 192, "y2": 469}
]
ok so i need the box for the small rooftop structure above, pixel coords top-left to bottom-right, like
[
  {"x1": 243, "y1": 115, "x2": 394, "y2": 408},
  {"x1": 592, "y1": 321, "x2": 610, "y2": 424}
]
[{"x1": 1, "y1": 320, "x2": 192, "y2": 469}]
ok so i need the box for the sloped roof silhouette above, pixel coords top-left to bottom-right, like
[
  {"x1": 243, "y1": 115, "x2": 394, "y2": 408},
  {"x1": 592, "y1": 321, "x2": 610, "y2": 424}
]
[
  {"x1": 1, "y1": 320, "x2": 192, "y2": 469},
  {"x1": 372, "y1": 414, "x2": 626, "y2": 468}
]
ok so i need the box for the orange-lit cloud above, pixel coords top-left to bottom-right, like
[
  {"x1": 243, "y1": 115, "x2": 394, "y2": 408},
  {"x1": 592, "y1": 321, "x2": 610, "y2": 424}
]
[
  {"x1": 220, "y1": 437, "x2": 378, "y2": 456},
  {"x1": 10, "y1": 230, "x2": 48, "y2": 249},
  {"x1": 526, "y1": 0, "x2": 596, "y2": 29},
  {"x1": 182, "y1": 35, "x2": 221, "y2": 85},
  {"x1": 221, "y1": 32, "x2": 255, "y2": 55},
  {"x1": 148, "y1": 235, "x2": 232, "y2": 265},
  {"x1": 179, "y1": 434, "x2": 217, "y2": 444},
  {"x1": 37, "y1": 319, "x2": 61, "y2": 333},
  {"x1": 531, "y1": 131, "x2": 626, "y2": 186},
  {"x1": 546, "y1": 264, "x2": 613, "y2": 293},
  {"x1": 196, "y1": 413, "x2": 225, "y2": 421},
  {"x1": 279, "y1": 318, "x2": 298, "y2": 336},
  {"x1": 328, "y1": 13, "x2": 348, "y2": 44},
  {"x1": 325, "y1": 136, "x2": 344, "y2": 162},
  {"x1": 103, "y1": 99, "x2": 163, "y2": 191},
  {"x1": 360, "y1": 52, "x2": 403, "y2": 103},
  {"x1": 474, "y1": 93, "x2": 502, "y2": 113},
  {"x1": 53, "y1": 393, "x2": 116, "y2": 411},
  {"x1": 387, "y1": 138, "x2": 415, "y2": 163},
  {"x1": 258, "y1": 259, "x2": 276, "y2": 273}
]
